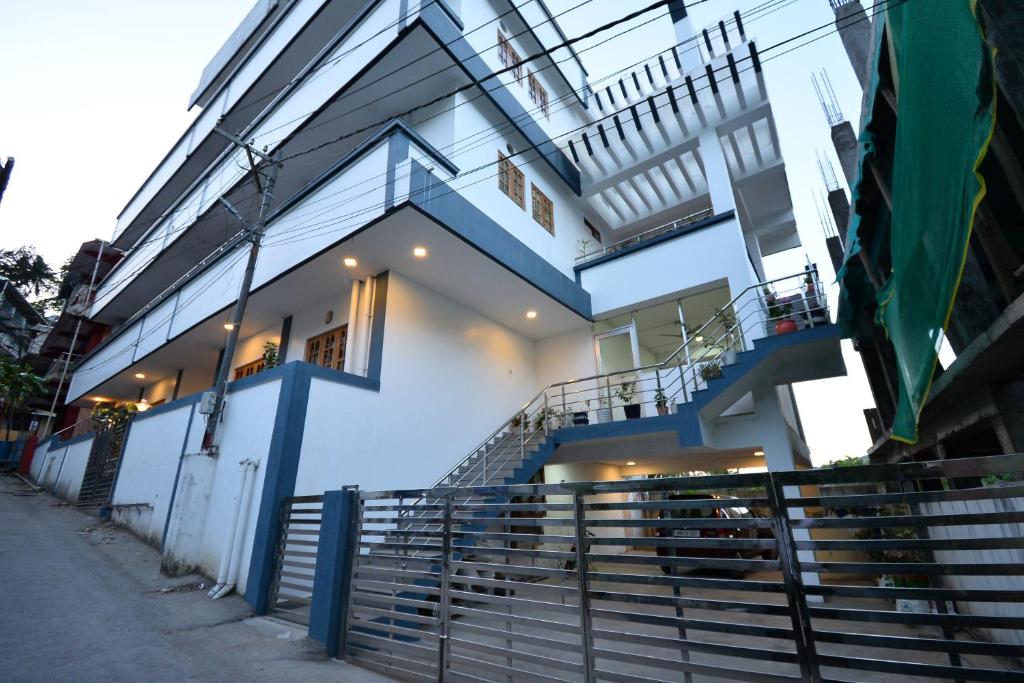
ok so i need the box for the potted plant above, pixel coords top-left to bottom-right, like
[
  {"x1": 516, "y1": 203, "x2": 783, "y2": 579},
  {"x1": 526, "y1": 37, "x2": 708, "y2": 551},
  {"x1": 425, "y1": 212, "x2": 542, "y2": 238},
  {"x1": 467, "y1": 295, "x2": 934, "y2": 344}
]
[
  {"x1": 700, "y1": 359, "x2": 723, "y2": 382},
  {"x1": 262, "y1": 341, "x2": 279, "y2": 370},
  {"x1": 768, "y1": 299, "x2": 796, "y2": 335},
  {"x1": 654, "y1": 388, "x2": 669, "y2": 416},
  {"x1": 573, "y1": 400, "x2": 591, "y2": 426},
  {"x1": 510, "y1": 411, "x2": 526, "y2": 431},
  {"x1": 615, "y1": 381, "x2": 641, "y2": 419},
  {"x1": 533, "y1": 406, "x2": 562, "y2": 431},
  {"x1": 715, "y1": 306, "x2": 739, "y2": 363},
  {"x1": 595, "y1": 397, "x2": 612, "y2": 424}
]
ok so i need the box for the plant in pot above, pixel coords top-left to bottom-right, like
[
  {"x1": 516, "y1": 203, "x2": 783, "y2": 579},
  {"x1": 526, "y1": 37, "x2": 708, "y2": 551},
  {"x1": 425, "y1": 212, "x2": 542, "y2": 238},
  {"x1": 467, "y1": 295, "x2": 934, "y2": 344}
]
[
  {"x1": 595, "y1": 397, "x2": 612, "y2": 424},
  {"x1": 700, "y1": 359, "x2": 723, "y2": 382},
  {"x1": 715, "y1": 306, "x2": 739, "y2": 363},
  {"x1": 769, "y1": 300, "x2": 797, "y2": 335},
  {"x1": 857, "y1": 518, "x2": 934, "y2": 614},
  {"x1": 654, "y1": 388, "x2": 669, "y2": 416},
  {"x1": 510, "y1": 410, "x2": 526, "y2": 431},
  {"x1": 262, "y1": 341, "x2": 279, "y2": 370},
  {"x1": 573, "y1": 400, "x2": 591, "y2": 426},
  {"x1": 615, "y1": 381, "x2": 641, "y2": 419},
  {"x1": 533, "y1": 406, "x2": 562, "y2": 432}
]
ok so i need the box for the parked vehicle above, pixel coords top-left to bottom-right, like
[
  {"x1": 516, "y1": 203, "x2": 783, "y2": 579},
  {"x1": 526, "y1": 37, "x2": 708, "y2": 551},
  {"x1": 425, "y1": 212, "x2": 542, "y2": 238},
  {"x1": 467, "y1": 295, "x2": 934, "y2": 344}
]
[{"x1": 655, "y1": 493, "x2": 776, "y2": 574}]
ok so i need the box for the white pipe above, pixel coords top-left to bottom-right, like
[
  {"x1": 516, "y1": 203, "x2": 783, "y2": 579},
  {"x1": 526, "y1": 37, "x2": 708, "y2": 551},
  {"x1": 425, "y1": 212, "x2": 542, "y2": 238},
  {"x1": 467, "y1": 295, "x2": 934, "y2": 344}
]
[
  {"x1": 357, "y1": 276, "x2": 375, "y2": 375},
  {"x1": 208, "y1": 460, "x2": 251, "y2": 598},
  {"x1": 342, "y1": 281, "x2": 361, "y2": 374},
  {"x1": 213, "y1": 459, "x2": 259, "y2": 599}
]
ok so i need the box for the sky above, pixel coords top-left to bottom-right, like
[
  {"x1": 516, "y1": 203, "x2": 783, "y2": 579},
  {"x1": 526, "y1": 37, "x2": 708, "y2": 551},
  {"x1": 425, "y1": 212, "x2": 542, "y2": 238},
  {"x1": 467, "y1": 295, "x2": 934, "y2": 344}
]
[{"x1": 0, "y1": 0, "x2": 876, "y2": 464}]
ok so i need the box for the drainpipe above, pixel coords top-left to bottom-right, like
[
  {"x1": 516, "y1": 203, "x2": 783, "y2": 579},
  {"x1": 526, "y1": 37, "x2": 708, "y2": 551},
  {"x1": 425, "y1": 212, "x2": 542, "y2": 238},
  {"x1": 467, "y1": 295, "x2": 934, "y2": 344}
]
[
  {"x1": 213, "y1": 459, "x2": 259, "y2": 599},
  {"x1": 358, "y1": 276, "x2": 376, "y2": 376},
  {"x1": 342, "y1": 282, "x2": 361, "y2": 374},
  {"x1": 208, "y1": 459, "x2": 255, "y2": 598}
]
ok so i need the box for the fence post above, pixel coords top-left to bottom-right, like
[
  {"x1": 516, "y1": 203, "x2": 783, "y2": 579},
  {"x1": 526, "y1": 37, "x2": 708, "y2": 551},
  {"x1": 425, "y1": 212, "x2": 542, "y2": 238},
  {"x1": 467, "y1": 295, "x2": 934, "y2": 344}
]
[
  {"x1": 572, "y1": 492, "x2": 596, "y2": 683},
  {"x1": 767, "y1": 474, "x2": 822, "y2": 683},
  {"x1": 265, "y1": 500, "x2": 291, "y2": 616},
  {"x1": 437, "y1": 494, "x2": 453, "y2": 682},
  {"x1": 308, "y1": 487, "x2": 359, "y2": 658}
]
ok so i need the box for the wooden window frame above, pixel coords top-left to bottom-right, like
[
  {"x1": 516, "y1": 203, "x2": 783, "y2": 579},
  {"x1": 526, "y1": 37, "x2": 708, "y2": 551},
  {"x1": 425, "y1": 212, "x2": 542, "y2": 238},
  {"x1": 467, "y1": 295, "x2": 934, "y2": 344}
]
[
  {"x1": 498, "y1": 152, "x2": 525, "y2": 209},
  {"x1": 305, "y1": 325, "x2": 348, "y2": 371},
  {"x1": 531, "y1": 183, "x2": 555, "y2": 235},
  {"x1": 497, "y1": 31, "x2": 523, "y2": 83},
  {"x1": 528, "y1": 71, "x2": 549, "y2": 118},
  {"x1": 233, "y1": 358, "x2": 266, "y2": 381}
]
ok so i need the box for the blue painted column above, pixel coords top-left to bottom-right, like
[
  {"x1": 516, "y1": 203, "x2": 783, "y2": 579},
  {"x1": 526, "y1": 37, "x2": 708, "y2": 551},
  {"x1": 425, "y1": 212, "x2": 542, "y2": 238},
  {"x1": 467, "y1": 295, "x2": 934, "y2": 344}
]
[
  {"x1": 245, "y1": 362, "x2": 314, "y2": 613},
  {"x1": 308, "y1": 488, "x2": 360, "y2": 656}
]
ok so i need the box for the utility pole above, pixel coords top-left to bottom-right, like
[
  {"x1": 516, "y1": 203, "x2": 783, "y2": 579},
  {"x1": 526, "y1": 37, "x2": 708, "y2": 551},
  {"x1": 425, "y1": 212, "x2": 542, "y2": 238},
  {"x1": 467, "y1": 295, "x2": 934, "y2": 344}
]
[
  {"x1": 0, "y1": 157, "x2": 14, "y2": 208},
  {"x1": 202, "y1": 129, "x2": 282, "y2": 451}
]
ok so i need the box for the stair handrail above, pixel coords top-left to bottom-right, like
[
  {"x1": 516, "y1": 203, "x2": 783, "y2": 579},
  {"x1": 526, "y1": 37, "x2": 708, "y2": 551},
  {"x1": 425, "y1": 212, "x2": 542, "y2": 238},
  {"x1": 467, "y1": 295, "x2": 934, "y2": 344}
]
[{"x1": 434, "y1": 268, "x2": 826, "y2": 488}]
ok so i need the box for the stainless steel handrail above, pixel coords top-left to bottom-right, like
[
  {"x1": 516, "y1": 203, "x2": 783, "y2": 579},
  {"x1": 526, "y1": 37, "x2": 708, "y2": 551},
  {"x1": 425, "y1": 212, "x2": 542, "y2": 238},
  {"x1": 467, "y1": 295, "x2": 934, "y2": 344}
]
[
  {"x1": 433, "y1": 268, "x2": 827, "y2": 489},
  {"x1": 575, "y1": 208, "x2": 714, "y2": 264}
]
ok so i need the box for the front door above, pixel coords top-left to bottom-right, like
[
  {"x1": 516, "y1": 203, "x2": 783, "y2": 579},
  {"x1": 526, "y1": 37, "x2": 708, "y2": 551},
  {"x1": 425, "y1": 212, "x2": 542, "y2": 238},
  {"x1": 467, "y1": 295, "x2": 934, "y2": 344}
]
[{"x1": 594, "y1": 325, "x2": 641, "y2": 420}]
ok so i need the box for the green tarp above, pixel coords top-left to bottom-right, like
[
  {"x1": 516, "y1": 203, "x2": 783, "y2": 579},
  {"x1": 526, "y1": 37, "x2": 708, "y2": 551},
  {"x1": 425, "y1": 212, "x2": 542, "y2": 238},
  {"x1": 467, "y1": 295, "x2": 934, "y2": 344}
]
[{"x1": 840, "y1": 0, "x2": 996, "y2": 444}]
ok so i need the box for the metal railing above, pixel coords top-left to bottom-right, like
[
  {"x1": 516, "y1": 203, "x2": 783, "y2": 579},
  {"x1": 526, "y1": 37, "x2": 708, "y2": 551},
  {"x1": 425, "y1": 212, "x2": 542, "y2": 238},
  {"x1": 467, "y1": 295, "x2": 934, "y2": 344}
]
[
  {"x1": 343, "y1": 454, "x2": 1024, "y2": 683},
  {"x1": 436, "y1": 268, "x2": 828, "y2": 491},
  {"x1": 575, "y1": 208, "x2": 714, "y2": 264}
]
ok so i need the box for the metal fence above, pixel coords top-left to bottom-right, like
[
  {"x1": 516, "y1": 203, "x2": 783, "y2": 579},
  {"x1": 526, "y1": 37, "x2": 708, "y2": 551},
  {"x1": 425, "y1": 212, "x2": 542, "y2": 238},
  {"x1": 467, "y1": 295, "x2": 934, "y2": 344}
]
[
  {"x1": 267, "y1": 494, "x2": 324, "y2": 625},
  {"x1": 77, "y1": 418, "x2": 130, "y2": 508},
  {"x1": 340, "y1": 455, "x2": 1024, "y2": 682}
]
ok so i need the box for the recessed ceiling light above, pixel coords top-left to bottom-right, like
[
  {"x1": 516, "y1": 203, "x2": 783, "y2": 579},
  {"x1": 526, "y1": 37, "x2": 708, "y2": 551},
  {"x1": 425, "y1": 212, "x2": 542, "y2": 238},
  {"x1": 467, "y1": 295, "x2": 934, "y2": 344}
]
[
  {"x1": 413, "y1": 246, "x2": 428, "y2": 258},
  {"x1": 694, "y1": 335, "x2": 704, "y2": 342},
  {"x1": 754, "y1": 450, "x2": 765, "y2": 456},
  {"x1": 134, "y1": 373, "x2": 146, "y2": 379},
  {"x1": 223, "y1": 323, "x2": 235, "y2": 331},
  {"x1": 343, "y1": 256, "x2": 358, "y2": 267},
  {"x1": 626, "y1": 461, "x2": 637, "y2": 466},
  {"x1": 526, "y1": 310, "x2": 538, "y2": 319}
]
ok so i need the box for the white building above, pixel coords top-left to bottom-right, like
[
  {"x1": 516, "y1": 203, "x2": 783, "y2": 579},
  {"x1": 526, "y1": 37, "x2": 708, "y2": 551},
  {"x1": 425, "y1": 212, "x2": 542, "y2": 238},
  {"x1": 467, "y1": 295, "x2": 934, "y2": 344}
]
[{"x1": 33, "y1": 0, "x2": 844, "y2": 609}]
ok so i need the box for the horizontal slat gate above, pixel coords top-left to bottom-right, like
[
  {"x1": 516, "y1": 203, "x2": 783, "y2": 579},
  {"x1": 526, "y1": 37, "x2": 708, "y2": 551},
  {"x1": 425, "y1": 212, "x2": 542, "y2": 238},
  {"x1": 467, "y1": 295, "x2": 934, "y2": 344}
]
[
  {"x1": 342, "y1": 455, "x2": 1024, "y2": 682},
  {"x1": 268, "y1": 495, "x2": 324, "y2": 626}
]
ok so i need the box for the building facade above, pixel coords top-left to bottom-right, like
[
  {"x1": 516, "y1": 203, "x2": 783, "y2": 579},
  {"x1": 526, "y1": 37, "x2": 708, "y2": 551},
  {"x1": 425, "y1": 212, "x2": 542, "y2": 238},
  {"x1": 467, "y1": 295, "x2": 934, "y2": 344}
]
[{"x1": 38, "y1": 0, "x2": 844, "y2": 602}]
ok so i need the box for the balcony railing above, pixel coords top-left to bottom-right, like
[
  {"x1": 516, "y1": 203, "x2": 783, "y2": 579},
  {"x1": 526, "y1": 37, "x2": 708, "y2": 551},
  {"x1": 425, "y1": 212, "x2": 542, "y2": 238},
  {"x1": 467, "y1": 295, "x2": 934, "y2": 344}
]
[{"x1": 575, "y1": 208, "x2": 714, "y2": 264}]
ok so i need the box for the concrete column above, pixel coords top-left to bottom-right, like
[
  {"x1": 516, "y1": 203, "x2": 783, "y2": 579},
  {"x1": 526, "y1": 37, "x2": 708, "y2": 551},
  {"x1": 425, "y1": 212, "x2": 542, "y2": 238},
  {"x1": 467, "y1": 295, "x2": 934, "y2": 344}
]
[
  {"x1": 830, "y1": 121, "x2": 859, "y2": 186},
  {"x1": 668, "y1": 1, "x2": 703, "y2": 73},
  {"x1": 698, "y1": 128, "x2": 736, "y2": 215},
  {"x1": 827, "y1": 188, "x2": 850, "y2": 245},
  {"x1": 308, "y1": 488, "x2": 359, "y2": 657},
  {"x1": 833, "y1": 0, "x2": 871, "y2": 89},
  {"x1": 754, "y1": 387, "x2": 822, "y2": 594}
]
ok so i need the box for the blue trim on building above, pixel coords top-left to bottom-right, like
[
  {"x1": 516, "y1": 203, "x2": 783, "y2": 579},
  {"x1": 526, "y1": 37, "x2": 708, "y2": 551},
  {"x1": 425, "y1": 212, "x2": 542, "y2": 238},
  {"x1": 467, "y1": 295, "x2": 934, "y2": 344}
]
[
  {"x1": 407, "y1": 161, "x2": 592, "y2": 320},
  {"x1": 133, "y1": 391, "x2": 203, "y2": 422},
  {"x1": 418, "y1": 4, "x2": 582, "y2": 195},
  {"x1": 308, "y1": 488, "x2": 359, "y2": 655},
  {"x1": 161, "y1": 403, "x2": 198, "y2": 552},
  {"x1": 574, "y1": 211, "x2": 737, "y2": 274},
  {"x1": 244, "y1": 360, "x2": 380, "y2": 613}
]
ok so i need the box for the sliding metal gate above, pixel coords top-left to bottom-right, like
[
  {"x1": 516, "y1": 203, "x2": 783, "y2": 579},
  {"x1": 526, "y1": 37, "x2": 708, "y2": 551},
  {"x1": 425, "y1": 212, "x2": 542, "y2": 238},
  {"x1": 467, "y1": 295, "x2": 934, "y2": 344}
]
[
  {"x1": 267, "y1": 494, "x2": 324, "y2": 625},
  {"x1": 77, "y1": 418, "x2": 131, "y2": 508},
  {"x1": 342, "y1": 454, "x2": 1024, "y2": 682}
]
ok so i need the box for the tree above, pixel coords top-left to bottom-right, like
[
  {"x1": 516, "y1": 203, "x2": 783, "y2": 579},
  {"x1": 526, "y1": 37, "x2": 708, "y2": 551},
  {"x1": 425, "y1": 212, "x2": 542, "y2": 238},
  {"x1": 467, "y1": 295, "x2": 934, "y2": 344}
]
[
  {"x1": 0, "y1": 247, "x2": 57, "y2": 297},
  {"x1": 0, "y1": 354, "x2": 44, "y2": 439}
]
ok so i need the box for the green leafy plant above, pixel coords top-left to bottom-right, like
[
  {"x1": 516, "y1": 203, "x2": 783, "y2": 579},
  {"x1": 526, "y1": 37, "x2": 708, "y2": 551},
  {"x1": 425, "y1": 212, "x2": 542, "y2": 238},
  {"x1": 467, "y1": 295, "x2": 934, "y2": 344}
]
[
  {"x1": 90, "y1": 402, "x2": 137, "y2": 432},
  {"x1": 829, "y1": 455, "x2": 867, "y2": 468},
  {"x1": 533, "y1": 406, "x2": 561, "y2": 431},
  {"x1": 0, "y1": 355, "x2": 45, "y2": 439},
  {"x1": 700, "y1": 360, "x2": 723, "y2": 381},
  {"x1": 614, "y1": 381, "x2": 636, "y2": 405},
  {"x1": 653, "y1": 387, "x2": 668, "y2": 407},
  {"x1": 262, "y1": 341, "x2": 279, "y2": 369}
]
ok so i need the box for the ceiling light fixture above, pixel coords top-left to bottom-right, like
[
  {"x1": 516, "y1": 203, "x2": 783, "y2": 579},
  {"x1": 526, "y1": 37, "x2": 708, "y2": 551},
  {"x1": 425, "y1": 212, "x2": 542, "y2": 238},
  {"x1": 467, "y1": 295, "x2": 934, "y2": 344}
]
[
  {"x1": 134, "y1": 373, "x2": 146, "y2": 379},
  {"x1": 754, "y1": 450, "x2": 765, "y2": 456},
  {"x1": 526, "y1": 310, "x2": 538, "y2": 319},
  {"x1": 343, "y1": 256, "x2": 358, "y2": 267},
  {"x1": 223, "y1": 323, "x2": 235, "y2": 331},
  {"x1": 413, "y1": 246, "x2": 428, "y2": 258},
  {"x1": 626, "y1": 461, "x2": 637, "y2": 466},
  {"x1": 694, "y1": 335, "x2": 704, "y2": 342}
]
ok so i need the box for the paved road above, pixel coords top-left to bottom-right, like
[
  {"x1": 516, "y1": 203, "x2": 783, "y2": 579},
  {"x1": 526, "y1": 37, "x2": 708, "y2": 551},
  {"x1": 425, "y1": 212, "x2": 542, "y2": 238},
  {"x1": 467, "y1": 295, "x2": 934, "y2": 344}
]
[{"x1": 0, "y1": 474, "x2": 393, "y2": 683}]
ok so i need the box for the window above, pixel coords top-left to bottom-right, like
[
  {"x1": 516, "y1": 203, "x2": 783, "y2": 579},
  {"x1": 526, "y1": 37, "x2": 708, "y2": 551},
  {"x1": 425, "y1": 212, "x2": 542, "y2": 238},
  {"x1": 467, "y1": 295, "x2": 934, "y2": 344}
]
[
  {"x1": 305, "y1": 325, "x2": 347, "y2": 371},
  {"x1": 498, "y1": 152, "x2": 525, "y2": 208},
  {"x1": 233, "y1": 358, "x2": 265, "y2": 381},
  {"x1": 497, "y1": 31, "x2": 523, "y2": 83},
  {"x1": 531, "y1": 184, "x2": 554, "y2": 234},
  {"x1": 528, "y1": 72, "x2": 549, "y2": 118}
]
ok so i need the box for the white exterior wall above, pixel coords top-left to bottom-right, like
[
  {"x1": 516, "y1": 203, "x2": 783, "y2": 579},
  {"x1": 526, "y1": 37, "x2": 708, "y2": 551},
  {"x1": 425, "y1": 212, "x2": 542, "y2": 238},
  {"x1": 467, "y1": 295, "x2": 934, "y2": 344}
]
[
  {"x1": 579, "y1": 217, "x2": 758, "y2": 316},
  {"x1": 294, "y1": 272, "x2": 539, "y2": 493},
  {"x1": 161, "y1": 378, "x2": 279, "y2": 594},
  {"x1": 29, "y1": 438, "x2": 60, "y2": 483},
  {"x1": 110, "y1": 403, "x2": 196, "y2": 546},
  {"x1": 51, "y1": 438, "x2": 95, "y2": 503},
  {"x1": 283, "y1": 291, "x2": 352, "y2": 364},
  {"x1": 99, "y1": 0, "x2": 404, "y2": 313}
]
